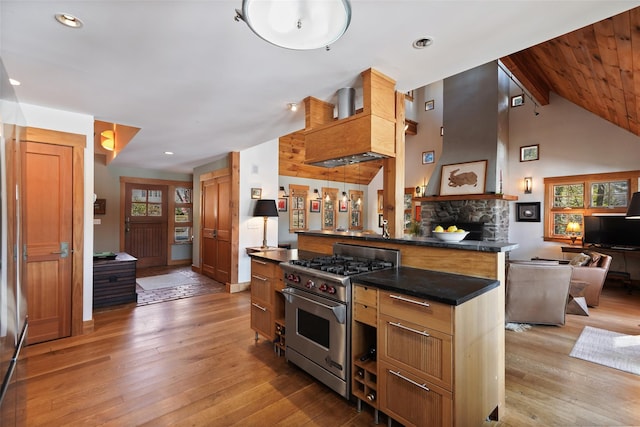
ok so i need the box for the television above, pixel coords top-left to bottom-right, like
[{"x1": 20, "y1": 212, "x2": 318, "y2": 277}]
[{"x1": 583, "y1": 216, "x2": 640, "y2": 248}]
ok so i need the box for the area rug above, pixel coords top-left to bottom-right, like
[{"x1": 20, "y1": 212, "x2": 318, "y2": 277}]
[
  {"x1": 137, "y1": 282, "x2": 225, "y2": 306},
  {"x1": 569, "y1": 326, "x2": 640, "y2": 376},
  {"x1": 505, "y1": 322, "x2": 532, "y2": 332},
  {"x1": 137, "y1": 272, "x2": 197, "y2": 291}
]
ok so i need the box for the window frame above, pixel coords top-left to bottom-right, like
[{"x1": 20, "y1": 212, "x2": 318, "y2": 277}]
[{"x1": 543, "y1": 171, "x2": 640, "y2": 243}]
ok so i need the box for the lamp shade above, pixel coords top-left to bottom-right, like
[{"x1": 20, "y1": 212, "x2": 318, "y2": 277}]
[
  {"x1": 240, "y1": 0, "x2": 351, "y2": 50},
  {"x1": 566, "y1": 222, "x2": 581, "y2": 233},
  {"x1": 253, "y1": 199, "x2": 278, "y2": 217},
  {"x1": 626, "y1": 192, "x2": 640, "y2": 219}
]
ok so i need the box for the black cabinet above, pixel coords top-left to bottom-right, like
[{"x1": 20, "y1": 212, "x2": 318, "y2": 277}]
[{"x1": 93, "y1": 252, "x2": 137, "y2": 308}]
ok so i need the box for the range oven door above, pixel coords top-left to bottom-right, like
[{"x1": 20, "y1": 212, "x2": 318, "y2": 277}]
[{"x1": 282, "y1": 287, "x2": 348, "y2": 381}]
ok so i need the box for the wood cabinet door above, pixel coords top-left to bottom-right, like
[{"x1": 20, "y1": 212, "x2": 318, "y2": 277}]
[{"x1": 24, "y1": 141, "x2": 72, "y2": 344}]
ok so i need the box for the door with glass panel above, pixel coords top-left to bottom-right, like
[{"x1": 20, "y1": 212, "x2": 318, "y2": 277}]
[{"x1": 124, "y1": 183, "x2": 168, "y2": 268}]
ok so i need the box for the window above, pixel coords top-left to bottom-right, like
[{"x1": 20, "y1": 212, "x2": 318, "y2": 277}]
[
  {"x1": 289, "y1": 184, "x2": 308, "y2": 232},
  {"x1": 543, "y1": 171, "x2": 639, "y2": 242}
]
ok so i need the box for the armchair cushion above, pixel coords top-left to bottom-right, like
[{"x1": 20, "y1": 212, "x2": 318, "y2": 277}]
[
  {"x1": 569, "y1": 253, "x2": 591, "y2": 266},
  {"x1": 505, "y1": 263, "x2": 573, "y2": 326}
]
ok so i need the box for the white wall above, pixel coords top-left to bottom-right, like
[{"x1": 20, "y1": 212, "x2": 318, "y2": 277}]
[
  {"x1": 507, "y1": 92, "x2": 640, "y2": 260},
  {"x1": 239, "y1": 139, "x2": 279, "y2": 283},
  {"x1": 20, "y1": 103, "x2": 95, "y2": 322}
]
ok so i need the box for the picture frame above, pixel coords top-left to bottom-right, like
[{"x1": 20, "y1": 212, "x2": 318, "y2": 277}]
[
  {"x1": 511, "y1": 94, "x2": 525, "y2": 107},
  {"x1": 250, "y1": 188, "x2": 262, "y2": 199},
  {"x1": 520, "y1": 144, "x2": 539, "y2": 162},
  {"x1": 422, "y1": 150, "x2": 434, "y2": 164},
  {"x1": 338, "y1": 200, "x2": 348, "y2": 212},
  {"x1": 175, "y1": 187, "x2": 192, "y2": 204},
  {"x1": 439, "y1": 160, "x2": 487, "y2": 196},
  {"x1": 277, "y1": 198, "x2": 287, "y2": 212},
  {"x1": 94, "y1": 198, "x2": 106, "y2": 215},
  {"x1": 425, "y1": 99, "x2": 435, "y2": 111},
  {"x1": 310, "y1": 200, "x2": 320, "y2": 213},
  {"x1": 516, "y1": 202, "x2": 541, "y2": 222}
]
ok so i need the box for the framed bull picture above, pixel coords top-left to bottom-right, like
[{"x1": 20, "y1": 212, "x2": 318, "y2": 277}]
[{"x1": 439, "y1": 160, "x2": 487, "y2": 196}]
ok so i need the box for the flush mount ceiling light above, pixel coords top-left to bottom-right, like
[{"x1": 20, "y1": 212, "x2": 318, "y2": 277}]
[
  {"x1": 235, "y1": 0, "x2": 351, "y2": 50},
  {"x1": 288, "y1": 103, "x2": 298, "y2": 111},
  {"x1": 55, "y1": 13, "x2": 83, "y2": 28},
  {"x1": 412, "y1": 37, "x2": 433, "y2": 49}
]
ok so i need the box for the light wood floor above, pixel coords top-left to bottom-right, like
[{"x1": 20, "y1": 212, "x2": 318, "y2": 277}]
[{"x1": 17, "y1": 281, "x2": 640, "y2": 426}]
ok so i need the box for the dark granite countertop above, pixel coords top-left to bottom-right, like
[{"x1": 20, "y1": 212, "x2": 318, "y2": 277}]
[
  {"x1": 352, "y1": 266, "x2": 500, "y2": 306},
  {"x1": 248, "y1": 249, "x2": 325, "y2": 264},
  {"x1": 297, "y1": 230, "x2": 518, "y2": 253}
]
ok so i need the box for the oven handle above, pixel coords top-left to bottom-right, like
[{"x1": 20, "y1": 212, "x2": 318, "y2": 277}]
[{"x1": 282, "y1": 288, "x2": 346, "y2": 324}]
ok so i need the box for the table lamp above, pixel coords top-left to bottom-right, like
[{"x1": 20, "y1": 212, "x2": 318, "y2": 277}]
[
  {"x1": 253, "y1": 199, "x2": 278, "y2": 249},
  {"x1": 626, "y1": 192, "x2": 640, "y2": 219},
  {"x1": 566, "y1": 222, "x2": 581, "y2": 245}
]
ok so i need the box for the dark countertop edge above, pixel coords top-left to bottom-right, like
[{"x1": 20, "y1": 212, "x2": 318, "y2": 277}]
[
  {"x1": 296, "y1": 231, "x2": 518, "y2": 253},
  {"x1": 353, "y1": 266, "x2": 500, "y2": 306}
]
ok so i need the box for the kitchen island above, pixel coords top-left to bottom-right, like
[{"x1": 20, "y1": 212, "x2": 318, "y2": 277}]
[{"x1": 296, "y1": 230, "x2": 516, "y2": 424}]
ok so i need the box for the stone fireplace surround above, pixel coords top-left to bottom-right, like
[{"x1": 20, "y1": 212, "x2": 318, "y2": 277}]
[{"x1": 419, "y1": 196, "x2": 512, "y2": 242}]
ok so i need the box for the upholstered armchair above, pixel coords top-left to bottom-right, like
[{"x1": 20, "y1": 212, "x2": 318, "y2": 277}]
[
  {"x1": 505, "y1": 262, "x2": 573, "y2": 326},
  {"x1": 568, "y1": 252, "x2": 612, "y2": 307}
]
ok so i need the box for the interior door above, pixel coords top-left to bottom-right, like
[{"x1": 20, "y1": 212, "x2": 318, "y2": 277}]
[
  {"x1": 23, "y1": 141, "x2": 73, "y2": 344},
  {"x1": 124, "y1": 183, "x2": 168, "y2": 268},
  {"x1": 201, "y1": 175, "x2": 230, "y2": 284}
]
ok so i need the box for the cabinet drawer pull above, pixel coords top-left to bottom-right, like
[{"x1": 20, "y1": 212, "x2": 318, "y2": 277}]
[
  {"x1": 388, "y1": 294, "x2": 430, "y2": 308},
  {"x1": 252, "y1": 274, "x2": 268, "y2": 281},
  {"x1": 251, "y1": 302, "x2": 267, "y2": 312},
  {"x1": 388, "y1": 321, "x2": 430, "y2": 337},
  {"x1": 389, "y1": 370, "x2": 430, "y2": 392},
  {"x1": 253, "y1": 260, "x2": 267, "y2": 265}
]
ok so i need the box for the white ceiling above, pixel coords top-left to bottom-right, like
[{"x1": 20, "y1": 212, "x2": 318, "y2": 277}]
[{"x1": 1, "y1": 1, "x2": 638, "y2": 174}]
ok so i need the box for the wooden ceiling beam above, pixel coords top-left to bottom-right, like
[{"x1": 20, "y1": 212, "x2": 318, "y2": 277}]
[{"x1": 500, "y1": 54, "x2": 551, "y2": 106}]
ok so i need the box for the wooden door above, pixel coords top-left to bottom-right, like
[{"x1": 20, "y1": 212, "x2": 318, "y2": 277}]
[
  {"x1": 24, "y1": 142, "x2": 73, "y2": 344},
  {"x1": 124, "y1": 183, "x2": 168, "y2": 268},
  {"x1": 201, "y1": 175, "x2": 231, "y2": 284}
]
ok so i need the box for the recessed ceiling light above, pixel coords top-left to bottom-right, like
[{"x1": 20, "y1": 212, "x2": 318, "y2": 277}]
[
  {"x1": 413, "y1": 37, "x2": 433, "y2": 49},
  {"x1": 55, "y1": 13, "x2": 83, "y2": 28},
  {"x1": 9, "y1": 78, "x2": 20, "y2": 86},
  {"x1": 164, "y1": 151, "x2": 174, "y2": 155}
]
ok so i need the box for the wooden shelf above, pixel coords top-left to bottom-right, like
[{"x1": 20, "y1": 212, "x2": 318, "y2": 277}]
[{"x1": 415, "y1": 194, "x2": 518, "y2": 202}]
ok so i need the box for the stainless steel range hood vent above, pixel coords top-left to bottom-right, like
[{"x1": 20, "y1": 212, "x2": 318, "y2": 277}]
[{"x1": 308, "y1": 152, "x2": 388, "y2": 168}]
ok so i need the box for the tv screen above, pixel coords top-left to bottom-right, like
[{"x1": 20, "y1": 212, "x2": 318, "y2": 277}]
[{"x1": 583, "y1": 216, "x2": 640, "y2": 248}]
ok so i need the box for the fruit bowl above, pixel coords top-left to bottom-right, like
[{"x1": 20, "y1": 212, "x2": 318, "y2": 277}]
[{"x1": 432, "y1": 231, "x2": 470, "y2": 242}]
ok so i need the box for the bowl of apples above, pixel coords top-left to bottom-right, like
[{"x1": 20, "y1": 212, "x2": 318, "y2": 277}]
[{"x1": 432, "y1": 225, "x2": 469, "y2": 242}]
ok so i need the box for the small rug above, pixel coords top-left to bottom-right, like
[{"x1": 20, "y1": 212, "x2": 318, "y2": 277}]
[
  {"x1": 137, "y1": 282, "x2": 225, "y2": 306},
  {"x1": 569, "y1": 326, "x2": 640, "y2": 376},
  {"x1": 505, "y1": 322, "x2": 532, "y2": 332},
  {"x1": 137, "y1": 272, "x2": 196, "y2": 290}
]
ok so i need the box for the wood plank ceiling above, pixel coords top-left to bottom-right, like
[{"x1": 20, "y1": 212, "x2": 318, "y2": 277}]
[{"x1": 501, "y1": 7, "x2": 640, "y2": 136}]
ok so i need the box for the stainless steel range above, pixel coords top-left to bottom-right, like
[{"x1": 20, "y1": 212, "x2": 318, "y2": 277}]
[{"x1": 280, "y1": 243, "x2": 400, "y2": 399}]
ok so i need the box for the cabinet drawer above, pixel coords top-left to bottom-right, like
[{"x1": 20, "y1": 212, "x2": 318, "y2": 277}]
[
  {"x1": 379, "y1": 290, "x2": 453, "y2": 334},
  {"x1": 353, "y1": 284, "x2": 377, "y2": 307},
  {"x1": 379, "y1": 359, "x2": 452, "y2": 427},
  {"x1": 379, "y1": 314, "x2": 452, "y2": 389},
  {"x1": 251, "y1": 300, "x2": 274, "y2": 340},
  {"x1": 354, "y1": 302, "x2": 377, "y2": 326},
  {"x1": 251, "y1": 258, "x2": 276, "y2": 278},
  {"x1": 251, "y1": 276, "x2": 274, "y2": 305}
]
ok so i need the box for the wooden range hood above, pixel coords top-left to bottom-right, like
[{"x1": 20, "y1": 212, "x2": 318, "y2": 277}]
[{"x1": 304, "y1": 68, "x2": 397, "y2": 167}]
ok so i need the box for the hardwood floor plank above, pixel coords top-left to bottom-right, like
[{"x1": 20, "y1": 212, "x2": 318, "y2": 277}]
[{"x1": 16, "y1": 282, "x2": 640, "y2": 426}]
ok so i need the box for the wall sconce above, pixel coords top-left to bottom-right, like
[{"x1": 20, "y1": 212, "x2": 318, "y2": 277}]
[
  {"x1": 101, "y1": 130, "x2": 115, "y2": 151},
  {"x1": 342, "y1": 191, "x2": 348, "y2": 201},
  {"x1": 313, "y1": 189, "x2": 321, "y2": 200},
  {"x1": 415, "y1": 186, "x2": 422, "y2": 197},
  {"x1": 278, "y1": 186, "x2": 288, "y2": 197},
  {"x1": 565, "y1": 222, "x2": 581, "y2": 245},
  {"x1": 524, "y1": 177, "x2": 532, "y2": 194}
]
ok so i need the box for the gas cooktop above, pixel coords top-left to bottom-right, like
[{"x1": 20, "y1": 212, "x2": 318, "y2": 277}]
[{"x1": 290, "y1": 255, "x2": 394, "y2": 276}]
